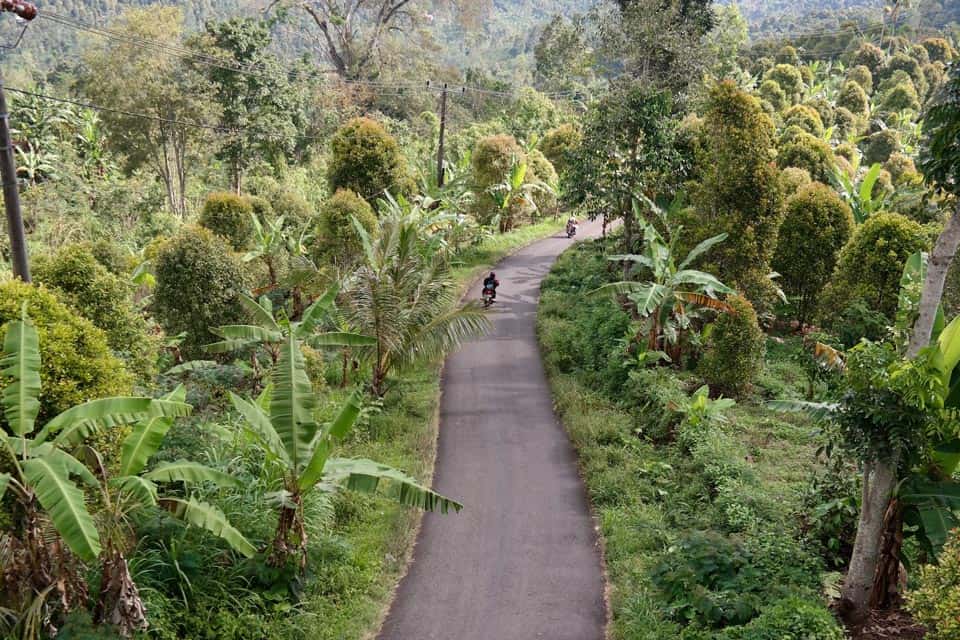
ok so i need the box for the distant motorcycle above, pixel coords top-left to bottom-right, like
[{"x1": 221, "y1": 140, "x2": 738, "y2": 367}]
[
  {"x1": 566, "y1": 222, "x2": 578, "y2": 238},
  {"x1": 482, "y1": 286, "x2": 496, "y2": 308}
]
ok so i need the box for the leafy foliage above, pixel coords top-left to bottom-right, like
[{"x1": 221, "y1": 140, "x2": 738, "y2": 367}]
[
  {"x1": 699, "y1": 295, "x2": 766, "y2": 397},
  {"x1": 199, "y1": 192, "x2": 255, "y2": 251},
  {"x1": 313, "y1": 189, "x2": 379, "y2": 269},
  {"x1": 328, "y1": 117, "x2": 413, "y2": 202}
]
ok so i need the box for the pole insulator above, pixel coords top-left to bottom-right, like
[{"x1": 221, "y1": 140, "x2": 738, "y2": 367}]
[{"x1": 0, "y1": 1, "x2": 37, "y2": 21}]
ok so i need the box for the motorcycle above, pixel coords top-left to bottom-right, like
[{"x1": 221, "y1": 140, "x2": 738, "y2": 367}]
[
  {"x1": 566, "y1": 222, "x2": 578, "y2": 238},
  {"x1": 482, "y1": 286, "x2": 496, "y2": 308}
]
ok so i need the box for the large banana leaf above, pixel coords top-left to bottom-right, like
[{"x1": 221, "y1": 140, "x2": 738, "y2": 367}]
[
  {"x1": 205, "y1": 325, "x2": 283, "y2": 353},
  {"x1": 938, "y1": 315, "x2": 960, "y2": 390},
  {"x1": 901, "y1": 477, "x2": 960, "y2": 555},
  {"x1": 164, "y1": 497, "x2": 256, "y2": 558},
  {"x1": 23, "y1": 457, "x2": 101, "y2": 562},
  {"x1": 678, "y1": 233, "x2": 728, "y2": 271},
  {"x1": 307, "y1": 332, "x2": 377, "y2": 348},
  {"x1": 672, "y1": 270, "x2": 735, "y2": 296},
  {"x1": 38, "y1": 397, "x2": 191, "y2": 446},
  {"x1": 607, "y1": 254, "x2": 656, "y2": 271},
  {"x1": 120, "y1": 386, "x2": 188, "y2": 476},
  {"x1": 111, "y1": 475, "x2": 158, "y2": 506},
  {"x1": 271, "y1": 333, "x2": 319, "y2": 470},
  {"x1": 296, "y1": 283, "x2": 340, "y2": 338},
  {"x1": 10, "y1": 440, "x2": 98, "y2": 488},
  {"x1": 229, "y1": 392, "x2": 288, "y2": 463},
  {"x1": 164, "y1": 360, "x2": 218, "y2": 376},
  {"x1": 0, "y1": 473, "x2": 10, "y2": 502},
  {"x1": 237, "y1": 294, "x2": 281, "y2": 333},
  {"x1": 324, "y1": 458, "x2": 462, "y2": 514},
  {"x1": 298, "y1": 393, "x2": 363, "y2": 492},
  {"x1": 145, "y1": 461, "x2": 240, "y2": 488},
  {"x1": 627, "y1": 283, "x2": 670, "y2": 317},
  {"x1": 0, "y1": 311, "x2": 41, "y2": 437}
]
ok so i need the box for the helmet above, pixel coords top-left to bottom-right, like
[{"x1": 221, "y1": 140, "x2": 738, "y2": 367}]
[{"x1": 489, "y1": 272, "x2": 496, "y2": 278}]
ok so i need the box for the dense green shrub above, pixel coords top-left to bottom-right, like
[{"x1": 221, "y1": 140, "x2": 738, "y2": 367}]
[
  {"x1": 803, "y1": 98, "x2": 834, "y2": 130},
  {"x1": 847, "y1": 65, "x2": 874, "y2": 93},
  {"x1": 0, "y1": 280, "x2": 132, "y2": 422},
  {"x1": 720, "y1": 597, "x2": 844, "y2": 640},
  {"x1": 885, "y1": 52, "x2": 927, "y2": 94},
  {"x1": 885, "y1": 152, "x2": 921, "y2": 185},
  {"x1": 199, "y1": 192, "x2": 255, "y2": 251},
  {"x1": 313, "y1": 189, "x2": 378, "y2": 268},
  {"x1": 834, "y1": 142, "x2": 858, "y2": 165},
  {"x1": 539, "y1": 123, "x2": 582, "y2": 175},
  {"x1": 471, "y1": 133, "x2": 525, "y2": 222},
  {"x1": 922, "y1": 37, "x2": 956, "y2": 63},
  {"x1": 765, "y1": 64, "x2": 804, "y2": 101},
  {"x1": 782, "y1": 105, "x2": 824, "y2": 138},
  {"x1": 508, "y1": 87, "x2": 560, "y2": 142},
  {"x1": 823, "y1": 213, "x2": 929, "y2": 321},
  {"x1": 832, "y1": 106, "x2": 860, "y2": 139},
  {"x1": 779, "y1": 167, "x2": 812, "y2": 197},
  {"x1": 694, "y1": 81, "x2": 784, "y2": 311},
  {"x1": 778, "y1": 133, "x2": 834, "y2": 183},
  {"x1": 86, "y1": 239, "x2": 135, "y2": 276},
  {"x1": 908, "y1": 529, "x2": 960, "y2": 640},
  {"x1": 879, "y1": 79, "x2": 921, "y2": 113},
  {"x1": 328, "y1": 116, "x2": 413, "y2": 201},
  {"x1": 863, "y1": 129, "x2": 901, "y2": 165},
  {"x1": 773, "y1": 183, "x2": 854, "y2": 325},
  {"x1": 34, "y1": 244, "x2": 159, "y2": 382},
  {"x1": 527, "y1": 148, "x2": 559, "y2": 215},
  {"x1": 246, "y1": 194, "x2": 274, "y2": 224},
  {"x1": 699, "y1": 296, "x2": 765, "y2": 397},
  {"x1": 799, "y1": 459, "x2": 860, "y2": 569},
  {"x1": 838, "y1": 81, "x2": 870, "y2": 115},
  {"x1": 153, "y1": 226, "x2": 250, "y2": 358},
  {"x1": 759, "y1": 80, "x2": 788, "y2": 111},
  {"x1": 851, "y1": 42, "x2": 885, "y2": 74},
  {"x1": 925, "y1": 62, "x2": 948, "y2": 96},
  {"x1": 775, "y1": 45, "x2": 799, "y2": 65},
  {"x1": 650, "y1": 531, "x2": 764, "y2": 629}
]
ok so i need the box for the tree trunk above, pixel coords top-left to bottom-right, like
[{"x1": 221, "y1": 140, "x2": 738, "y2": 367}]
[
  {"x1": 841, "y1": 459, "x2": 897, "y2": 622},
  {"x1": 907, "y1": 205, "x2": 960, "y2": 358},
  {"x1": 870, "y1": 497, "x2": 905, "y2": 609},
  {"x1": 96, "y1": 548, "x2": 147, "y2": 636}
]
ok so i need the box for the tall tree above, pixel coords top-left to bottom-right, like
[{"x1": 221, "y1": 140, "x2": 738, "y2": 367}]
[
  {"x1": 267, "y1": 0, "x2": 426, "y2": 80},
  {"x1": 80, "y1": 7, "x2": 213, "y2": 217},
  {"x1": 193, "y1": 17, "x2": 311, "y2": 193}
]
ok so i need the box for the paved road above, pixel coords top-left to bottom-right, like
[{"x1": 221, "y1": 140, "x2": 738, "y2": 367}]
[{"x1": 378, "y1": 221, "x2": 606, "y2": 640}]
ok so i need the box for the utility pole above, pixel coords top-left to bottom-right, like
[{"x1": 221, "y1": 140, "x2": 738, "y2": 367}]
[
  {"x1": 0, "y1": 0, "x2": 37, "y2": 282},
  {"x1": 436, "y1": 83, "x2": 448, "y2": 188}
]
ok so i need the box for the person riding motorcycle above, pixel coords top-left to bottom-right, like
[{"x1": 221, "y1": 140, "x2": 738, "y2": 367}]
[
  {"x1": 566, "y1": 217, "x2": 579, "y2": 237},
  {"x1": 483, "y1": 272, "x2": 499, "y2": 300}
]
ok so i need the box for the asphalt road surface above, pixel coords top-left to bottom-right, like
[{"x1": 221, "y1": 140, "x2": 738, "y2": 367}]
[{"x1": 377, "y1": 220, "x2": 607, "y2": 640}]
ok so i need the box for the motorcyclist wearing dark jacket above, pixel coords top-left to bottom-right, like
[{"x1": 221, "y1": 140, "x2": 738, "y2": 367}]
[{"x1": 483, "y1": 273, "x2": 500, "y2": 300}]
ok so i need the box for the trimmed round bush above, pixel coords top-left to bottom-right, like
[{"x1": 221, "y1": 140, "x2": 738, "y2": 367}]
[
  {"x1": 765, "y1": 64, "x2": 804, "y2": 99},
  {"x1": 879, "y1": 80, "x2": 921, "y2": 113},
  {"x1": 834, "y1": 142, "x2": 858, "y2": 165},
  {"x1": 247, "y1": 195, "x2": 274, "y2": 224},
  {"x1": 0, "y1": 280, "x2": 132, "y2": 423},
  {"x1": 884, "y1": 152, "x2": 921, "y2": 185},
  {"x1": 832, "y1": 106, "x2": 860, "y2": 139},
  {"x1": 778, "y1": 132, "x2": 834, "y2": 183},
  {"x1": 540, "y1": 123, "x2": 582, "y2": 175},
  {"x1": 700, "y1": 295, "x2": 765, "y2": 397},
  {"x1": 863, "y1": 129, "x2": 901, "y2": 165},
  {"x1": 783, "y1": 105, "x2": 824, "y2": 138},
  {"x1": 153, "y1": 226, "x2": 250, "y2": 359},
  {"x1": 779, "y1": 167, "x2": 812, "y2": 197},
  {"x1": 776, "y1": 45, "x2": 799, "y2": 65},
  {"x1": 759, "y1": 80, "x2": 788, "y2": 111},
  {"x1": 328, "y1": 117, "x2": 412, "y2": 201},
  {"x1": 773, "y1": 183, "x2": 854, "y2": 324},
  {"x1": 824, "y1": 212, "x2": 929, "y2": 320},
  {"x1": 803, "y1": 98, "x2": 834, "y2": 129},
  {"x1": 472, "y1": 134, "x2": 525, "y2": 223},
  {"x1": 851, "y1": 42, "x2": 885, "y2": 74},
  {"x1": 847, "y1": 65, "x2": 874, "y2": 94},
  {"x1": 924, "y1": 62, "x2": 948, "y2": 96},
  {"x1": 199, "y1": 192, "x2": 254, "y2": 251},
  {"x1": 909, "y1": 44, "x2": 931, "y2": 66},
  {"x1": 922, "y1": 37, "x2": 956, "y2": 63},
  {"x1": 907, "y1": 530, "x2": 960, "y2": 640},
  {"x1": 313, "y1": 189, "x2": 378, "y2": 268},
  {"x1": 838, "y1": 81, "x2": 870, "y2": 116},
  {"x1": 885, "y1": 52, "x2": 926, "y2": 93},
  {"x1": 34, "y1": 244, "x2": 159, "y2": 382}
]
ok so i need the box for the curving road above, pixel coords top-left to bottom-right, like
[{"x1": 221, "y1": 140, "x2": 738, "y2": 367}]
[{"x1": 377, "y1": 221, "x2": 606, "y2": 640}]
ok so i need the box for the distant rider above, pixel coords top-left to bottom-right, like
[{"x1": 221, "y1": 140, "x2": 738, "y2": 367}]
[
  {"x1": 483, "y1": 272, "x2": 500, "y2": 300},
  {"x1": 566, "y1": 217, "x2": 579, "y2": 236}
]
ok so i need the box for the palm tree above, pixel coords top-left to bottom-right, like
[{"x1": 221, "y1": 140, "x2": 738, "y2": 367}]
[
  {"x1": 596, "y1": 196, "x2": 733, "y2": 360},
  {"x1": 344, "y1": 215, "x2": 491, "y2": 396},
  {"x1": 230, "y1": 333, "x2": 461, "y2": 569}
]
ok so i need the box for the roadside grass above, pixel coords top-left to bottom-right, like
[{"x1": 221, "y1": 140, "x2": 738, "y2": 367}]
[{"x1": 537, "y1": 239, "x2": 838, "y2": 640}]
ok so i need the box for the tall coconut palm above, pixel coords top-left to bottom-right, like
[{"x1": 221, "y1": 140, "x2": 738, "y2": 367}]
[
  {"x1": 344, "y1": 215, "x2": 491, "y2": 396},
  {"x1": 230, "y1": 333, "x2": 461, "y2": 569}
]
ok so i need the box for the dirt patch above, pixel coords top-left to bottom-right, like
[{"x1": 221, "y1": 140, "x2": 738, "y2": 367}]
[{"x1": 848, "y1": 607, "x2": 926, "y2": 640}]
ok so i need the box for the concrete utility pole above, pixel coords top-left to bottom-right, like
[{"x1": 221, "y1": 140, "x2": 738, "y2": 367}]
[
  {"x1": 0, "y1": 0, "x2": 37, "y2": 282},
  {"x1": 436, "y1": 83, "x2": 448, "y2": 188}
]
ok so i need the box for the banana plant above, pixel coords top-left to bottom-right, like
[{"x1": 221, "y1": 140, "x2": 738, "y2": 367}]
[
  {"x1": 205, "y1": 283, "x2": 375, "y2": 367},
  {"x1": 87, "y1": 383, "x2": 254, "y2": 636},
  {"x1": 0, "y1": 306, "x2": 191, "y2": 621},
  {"x1": 833, "y1": 162, "x2": 889, "y2": 224},
  {"x1": 487, "y1": 157, "x2": 552, "y2": 232},
  {"x1": 243, "y1": 213, "x2": 288, "y2": 289},
  {"x1": 594, "y1": 196, "x2": 734, "y2": 359},
  {"x1": 230, "y1": 334, "x2": 461, "y2": 569}
]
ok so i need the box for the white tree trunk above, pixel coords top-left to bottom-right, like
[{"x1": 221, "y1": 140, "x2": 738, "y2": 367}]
[{"x1": 907, "y1": 205, "x2": 960, "y2": 358}]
